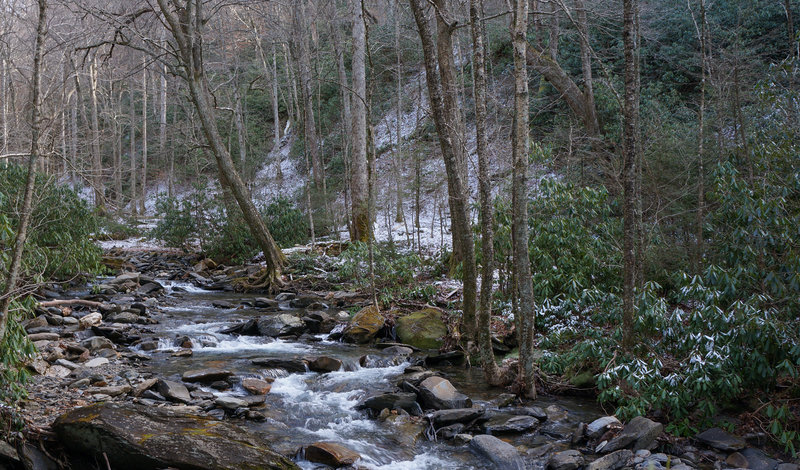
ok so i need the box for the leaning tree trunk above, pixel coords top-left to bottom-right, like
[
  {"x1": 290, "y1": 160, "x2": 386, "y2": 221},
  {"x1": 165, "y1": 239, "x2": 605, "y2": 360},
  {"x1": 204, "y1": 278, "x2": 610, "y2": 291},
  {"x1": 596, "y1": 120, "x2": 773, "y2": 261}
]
[
  {"x1": 0, "y1": 0, "x2": 47, "y2": 343},
  {"x1": 471, "y1": 0, "x2": 501, "y2": 384},
  {"x1": 350, "y1": 0, "x2": 370, "y2": 242},
  {"x1": 156, "y1": 0, "x2": 285, "y2": 286},
  {"x1": 511, "y1": 0, "x2": 536, "y2": 398},
  {"x1": 409, "y1": 0, "x2": 478, "y2": 342}
]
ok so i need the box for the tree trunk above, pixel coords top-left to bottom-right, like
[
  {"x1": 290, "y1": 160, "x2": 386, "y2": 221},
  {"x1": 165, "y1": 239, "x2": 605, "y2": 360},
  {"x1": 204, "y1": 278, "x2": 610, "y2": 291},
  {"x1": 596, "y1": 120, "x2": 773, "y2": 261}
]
[
  {"x1": 129, "y1": 84, "x2": 137, "y2": 216},
  {"x1": 394, "y1": 2, "x2": 404, "y2": 224},
  {"x1": 160, "y1": 58, "x2": 169, "y2": 195},
  {"x1": 272, "y1": 43, "x2": 283, "y2": 186},
  {"x1": 140, "y1": 61, "x2": 148, "y2": 214},
  {"x1": 89, "y1": 56, "x2": 104, "y2": 211},
  {"x1": 156, "y1": 0, "x2": 285, "y2": 286},
  {"x1": 350, "y1": 0, "x2": 370, "y2": 242},
  {"x1": 471, "y1": 0, "x2": 501, "y2": 384},
  {"x1": 574, "y1": 0, "x2": 600, "y2": 137},
  {"x1": 409, "y1": 0, "x2": 478, "y2": 342},
  {"x1": 233, "y1": 78, "x2": 247, "y2": 174},
  {"x1": 292, "y1": 1, "x2": 323, "y2": 189},
  {"x1": 0, "y1": 0, "x2": 47, "y2": 343},
  {"x1": 510, "y1": 0, "x2": 536, "y2": 398},
  {"x1": 621, "y1": 0, "x2": 641, "y2": 351}
]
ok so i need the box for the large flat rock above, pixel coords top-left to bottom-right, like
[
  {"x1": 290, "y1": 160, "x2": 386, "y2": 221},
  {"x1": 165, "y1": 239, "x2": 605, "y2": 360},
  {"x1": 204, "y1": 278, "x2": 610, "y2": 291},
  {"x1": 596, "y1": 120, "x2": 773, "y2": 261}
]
[{"x1": 52, "y1": 402, "x2": 299, "y2": 470}]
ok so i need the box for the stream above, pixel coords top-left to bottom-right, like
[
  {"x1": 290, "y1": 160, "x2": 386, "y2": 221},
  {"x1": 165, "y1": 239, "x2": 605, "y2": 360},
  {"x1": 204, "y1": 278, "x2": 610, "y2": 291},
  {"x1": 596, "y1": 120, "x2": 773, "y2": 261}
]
[{"x1": 122, "y1": 279, "x2": 603, "y2": 469}]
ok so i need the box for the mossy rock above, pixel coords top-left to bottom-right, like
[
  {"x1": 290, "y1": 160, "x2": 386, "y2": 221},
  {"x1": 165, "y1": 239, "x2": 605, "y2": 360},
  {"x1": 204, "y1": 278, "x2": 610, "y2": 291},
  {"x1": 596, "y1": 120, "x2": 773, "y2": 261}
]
[
  {"x1": 569, "y1": 371, "x2": 596, "y2": 389},
  {"x1": 342, "y1": 305, "x2": 384, "y2": 344},
  {"x1": 396, "y1": 308, "x2": 448, "y2": 350},
  {"x1": 52, "y1": 402, "x2": 299, "y2": 470}
]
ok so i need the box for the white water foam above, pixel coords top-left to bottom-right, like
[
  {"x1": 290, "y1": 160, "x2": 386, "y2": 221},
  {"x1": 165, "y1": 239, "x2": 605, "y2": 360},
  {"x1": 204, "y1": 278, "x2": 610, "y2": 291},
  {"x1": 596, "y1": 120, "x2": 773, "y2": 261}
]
[{"x1": 193, "y1": 337, "x2": 312, "y2": 354}]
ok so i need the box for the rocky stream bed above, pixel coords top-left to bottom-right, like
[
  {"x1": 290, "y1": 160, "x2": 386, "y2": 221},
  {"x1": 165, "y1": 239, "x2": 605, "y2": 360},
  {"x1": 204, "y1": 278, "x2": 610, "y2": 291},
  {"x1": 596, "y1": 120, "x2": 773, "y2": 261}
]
[{"x1": 1, "y1": 249, "x2": 797, "y2": 470}]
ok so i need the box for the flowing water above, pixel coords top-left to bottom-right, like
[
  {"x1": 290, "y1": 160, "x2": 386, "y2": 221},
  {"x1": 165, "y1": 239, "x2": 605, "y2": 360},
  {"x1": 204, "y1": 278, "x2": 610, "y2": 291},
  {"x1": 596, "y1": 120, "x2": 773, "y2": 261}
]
[{"x1": 134, "y1": 280, "x2": 603, "y2": 469}]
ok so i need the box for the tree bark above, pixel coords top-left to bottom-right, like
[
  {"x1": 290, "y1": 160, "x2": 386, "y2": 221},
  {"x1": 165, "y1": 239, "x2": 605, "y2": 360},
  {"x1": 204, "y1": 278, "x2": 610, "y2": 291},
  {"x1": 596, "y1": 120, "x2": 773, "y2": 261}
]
[
  {"x1": 129, "y1": 83, "x2": 137, "y2": 216},
  {"x1": 350, "y1": 0, "x2": 370, "y2": 242},
  {"x1": 409, "y1": 0, "x2": 478, "y2": 342},
  {"x1": 471, "y1": 0, "x2": 501, "y2": 384},
  {"x1": 156, "y1": 0, "x2": 285, "y2": 286},
  {"x1": 0, "y1": 0, "x2": 47, "y2": 343},
  {"x1": 621, "y1": 0, "x2": 641, "y2": 351}
]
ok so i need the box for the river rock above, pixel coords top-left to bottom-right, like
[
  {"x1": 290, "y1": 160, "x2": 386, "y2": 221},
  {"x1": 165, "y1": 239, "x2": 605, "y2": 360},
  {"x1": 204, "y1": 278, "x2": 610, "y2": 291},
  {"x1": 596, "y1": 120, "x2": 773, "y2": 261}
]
[
  {"x1": 52, "y1": 402, "x2": 298, "y2": 470},
  {"x1": 220, "y1": 318, "x2": 260, "y2": 336},
  {"x1": 212, "y1": 300, "x2": 236, "y2": 309},
  {"x1": 81, "y1": 336, "x2": 114, "y2": 351},
  {"x1": 182, "y1": 368, "x2": 234, "y2": 383},
  {"x1": 215, "y1": 396, "x2": 248, "y2": 410},
  {"x1": 308, "y1": 356, "x2": 342, "y2": 373},
  {"x1": 359, "y1": 392, "x2": 419, "y2": 414},
  {"x1": 305, "y1": 442, "x2": 361, "y2": 467},
  {"x1": 24, "y1": 315, "x2": 49, "y2": 331},
  {"x1": 109, "y1": 272, "x2": 140, "y2": 285},
  {"x1": 430, "y1": 408, "x2": 484, "y2": 427},
  {"x1": 342, "y1": 305, "x2": 384, "y2": 344},
  {"x1": 254, "y1": 298, "x2": 279, "y2": 308},
  {"x1": 587, "y1": 449, "x2": 634, "y2": 470},
  {"x1": 418, "y1": 376, "x2": 471, "y2": 410},
  {"x1": 157, "y1": 379, "x2": 191, "y2": 403},
  {"x1": 483, "y1": 413, "x2": 541, "y2": 434},
  {"x1": 740, "y1": 448, "x2": 779, "y2": 470},
  {"x1": 89, "y1": 385, "x2": 132, "y2": 397},
  {"x1": 603, "y1": 416, "x2": 663, "y2": 452},
  {"x1": 28, "y1": 332, "x2": 60, "y2": 342},
  {"x1": 695, "y1": 427, "x2": 746, "y2": 451},
  {"x1": 548, "y1": 450, "x2": 585, "y2": 470},
  {"x1": 242, "y1": 378, "x2": 272, "y2": 395},
  {"x1": 588, "y1": 416, "x2": 622, "y2": 439},
  {"x1": 251, "y1": 357, "x2": 307, "y2": 373},
  {"x1": 45, "y1": 365, "x2": 72, "y2": 378},
  {"x1": 106, "y1": 312, "x2": 141, "y2": 324},
  {"x1": 257, "y1": 314, "x2": 305, "y2": 337},
  {"x1": 470, "y1": 434, "x2": 525, "y2": 470},
  {"x1": 395, "y1": 308, "x2": 448, "y2": 350},
  {"x1": 726, "y1": 452, "x2": 750, "y2": 468},
  {"x1": 79, "y1": 312, "x2": 103, "y2": 328},
  {"x1": 290, "y1": 295, "x2": 325, "y2": 309},
  {"x1": 84, "y1": 357, "x2": 110, "y2": 368}
]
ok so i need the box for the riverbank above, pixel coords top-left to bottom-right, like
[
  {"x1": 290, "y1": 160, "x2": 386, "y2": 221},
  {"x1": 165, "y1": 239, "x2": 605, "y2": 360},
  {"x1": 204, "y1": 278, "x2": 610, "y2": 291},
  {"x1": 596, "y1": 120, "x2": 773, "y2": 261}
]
[{"x1": 1, "y1": 247, "x2": 797, "y2": 470}]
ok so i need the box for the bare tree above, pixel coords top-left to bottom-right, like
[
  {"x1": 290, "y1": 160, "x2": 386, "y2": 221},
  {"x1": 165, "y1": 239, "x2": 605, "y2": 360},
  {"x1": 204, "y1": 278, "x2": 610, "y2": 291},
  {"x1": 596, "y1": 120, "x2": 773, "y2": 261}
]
[{"x1": 155, "y1": 0, "x2": 285, "y2": 286}]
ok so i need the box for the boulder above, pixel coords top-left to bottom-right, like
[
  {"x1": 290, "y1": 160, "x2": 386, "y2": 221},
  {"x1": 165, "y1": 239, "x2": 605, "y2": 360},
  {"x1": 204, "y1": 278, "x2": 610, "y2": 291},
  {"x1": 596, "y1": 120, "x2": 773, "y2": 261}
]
[
  {"x1": 603, "y1": 416, "x2": 663, "y2": 452},
  {"x1": 587, "y1": 416, "x2": 622, "y2": 439},
  {"x1": 469, "y1": 434, "x2": 525, "y2": 470},
  {"x1": 256, "y1": 314, "x2": 305, "y2": 337},
  {"x1": 254, "y1": 298, "x2": 279, "y2": 309},
  {"x1": 695, "y1": 427, "x2": 746, "y2": 452},
  {"x1": 395, "y1": 308, "x2": 448, "y2": 350},
  {"x1": 220, "y1": 318, "x2": 260, "y2": 336},
  {"x1": 587, "y1": 450, "x2": 633, "y2": 470},
  {"x1": 156, "y1": 379, "x2": 191, "y2": 404},
  {"x1": 418, "y1": 376, "x2": 471, "y2": 410},
  {"x1": 24, "y1": 315, "x2": 49, "y2": 331},
  {"x1": 106, "y1": 312, "x2": 141, "y2": 324},
  {"x1": 211, "y1": 300, "x2": 236, "y2": 309},
  {"x1": 548, "y1": 450, "x2": 585, "y2": 470},
  {"x1": 726, "y1": 452, "x2": 749, "y2": 468},
  {"x1": 342, "y1": 305, "x2": 384, "y2": 344},
  {"x1": 483, "y1": 413, "x2": 540, "y2": 434},
  {"x1": 181, "y1": 368, "x2": 234, "y2": 383},
  {"x1": 308, "y1": 356, "x2": 342, "y2": 373},
  {"x1": 52, "y1": 402, "x2": 298, "y2": 470},
  {"x1": 109, "y1": 272, "x2": 140, "y2": 285},
  {"x1": 304, "y1": 442, "x2": 361, "y2": 467},
  {"x1": 28, "y1": 332, "x2": 59, "y2": 342}
]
